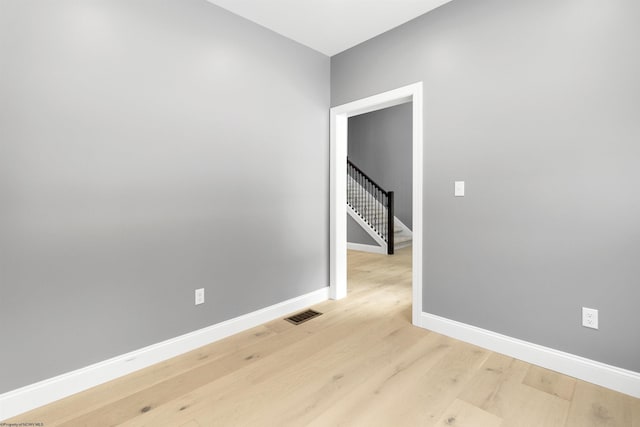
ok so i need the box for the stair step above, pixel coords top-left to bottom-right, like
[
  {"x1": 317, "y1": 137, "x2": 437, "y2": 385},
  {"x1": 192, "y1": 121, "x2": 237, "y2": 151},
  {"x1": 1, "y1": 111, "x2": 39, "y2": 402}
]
[{"x1": 395, "y1": 235, "x2": 412, "y2": 244}]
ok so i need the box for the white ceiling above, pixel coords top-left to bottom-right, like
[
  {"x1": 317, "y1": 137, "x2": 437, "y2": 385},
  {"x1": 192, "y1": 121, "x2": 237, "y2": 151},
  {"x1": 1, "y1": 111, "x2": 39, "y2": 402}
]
[{"x1": 206, "y1": 0, "x2": 454, "y2": 56}]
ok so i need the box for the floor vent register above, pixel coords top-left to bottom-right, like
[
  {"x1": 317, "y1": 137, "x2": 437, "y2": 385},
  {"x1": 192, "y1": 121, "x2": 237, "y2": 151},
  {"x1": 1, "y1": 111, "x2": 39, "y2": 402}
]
[{"x1": 285, "y1": 309, "x2": 322, "y2": 325}]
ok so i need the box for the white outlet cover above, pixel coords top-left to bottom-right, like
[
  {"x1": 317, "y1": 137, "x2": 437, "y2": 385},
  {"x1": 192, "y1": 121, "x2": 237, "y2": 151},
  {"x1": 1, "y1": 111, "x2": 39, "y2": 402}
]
[
  {"x1": 454, "y1": 181, "x2": 465, "y2": 197},
  {"x1": 195, "y1": 288, "x2": 205, "y2": 305},
  {"x1": 582, "y1": 307, "x2": 598, "y2": 329}
]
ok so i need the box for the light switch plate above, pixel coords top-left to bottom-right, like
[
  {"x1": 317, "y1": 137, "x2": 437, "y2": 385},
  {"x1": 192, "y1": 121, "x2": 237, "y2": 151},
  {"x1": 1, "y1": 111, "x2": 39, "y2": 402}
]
[{"x1": 455, "y1": 181, "x2": 465, "y2": 197}]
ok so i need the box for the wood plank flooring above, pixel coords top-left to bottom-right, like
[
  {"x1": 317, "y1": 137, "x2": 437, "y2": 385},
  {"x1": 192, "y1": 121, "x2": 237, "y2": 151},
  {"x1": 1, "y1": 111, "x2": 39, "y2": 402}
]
[{"x1": 6, "y1": 247, "x2": 640, "y2": 426}]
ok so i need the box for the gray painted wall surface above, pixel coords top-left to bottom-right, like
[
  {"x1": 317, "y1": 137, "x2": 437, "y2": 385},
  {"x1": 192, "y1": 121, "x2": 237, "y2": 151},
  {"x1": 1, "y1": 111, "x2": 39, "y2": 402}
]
[
  {"x1": 0, "y1": 0, "x2": 329, "y2": 393},
  {"x1": 348, "y1": 103, "x2": 413, "y2": 228},
  {"x1": 347, "y1": 214, "x2": 378, "y2": 246},
  {"x1": 332, "y1": 0, "x2": 640, "y2": 372}
]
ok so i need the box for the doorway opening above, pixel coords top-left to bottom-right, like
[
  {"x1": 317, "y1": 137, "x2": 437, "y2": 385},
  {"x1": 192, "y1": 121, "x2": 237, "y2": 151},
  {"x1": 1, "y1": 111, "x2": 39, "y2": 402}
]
[{"x1": 329, "y1": 82, "x2": 423, "y2": 326}]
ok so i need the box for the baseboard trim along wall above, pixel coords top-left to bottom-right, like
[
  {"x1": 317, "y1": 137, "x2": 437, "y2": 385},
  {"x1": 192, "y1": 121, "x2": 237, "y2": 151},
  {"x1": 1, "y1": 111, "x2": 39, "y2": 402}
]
[
  {"x1": 0, "y1": 287, "x2": 330, "y2": 421},
  {"x1": 420, "y1": 312, "x2": 640, "y2": 399},
  {"x1": 346, "y1": 242, "x2": 386, "y2": 254}
]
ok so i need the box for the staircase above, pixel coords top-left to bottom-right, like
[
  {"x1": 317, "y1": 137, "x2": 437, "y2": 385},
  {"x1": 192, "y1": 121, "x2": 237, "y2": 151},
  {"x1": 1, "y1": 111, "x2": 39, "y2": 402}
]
[{"x1": 347, "y1": 159, "x2": 412, "y2": 254}]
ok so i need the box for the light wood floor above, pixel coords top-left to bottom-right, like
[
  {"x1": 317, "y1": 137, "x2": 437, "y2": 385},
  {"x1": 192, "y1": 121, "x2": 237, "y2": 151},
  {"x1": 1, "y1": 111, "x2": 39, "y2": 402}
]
[{"x1": 8, "y1": 247, "x2": 640, "y2": 426}]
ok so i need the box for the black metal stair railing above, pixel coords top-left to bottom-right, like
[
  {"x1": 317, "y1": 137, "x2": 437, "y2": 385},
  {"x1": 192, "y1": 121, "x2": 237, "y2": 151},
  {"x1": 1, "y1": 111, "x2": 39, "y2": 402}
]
[{"x1": 347, "y1": 159, "x2": 394, "y2": 255}]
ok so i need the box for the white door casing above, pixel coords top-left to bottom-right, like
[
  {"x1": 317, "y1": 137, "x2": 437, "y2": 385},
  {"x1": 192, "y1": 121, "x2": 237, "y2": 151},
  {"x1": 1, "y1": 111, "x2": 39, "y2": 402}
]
[{"x1": 329, "y1": 82, "x2": 424, "y2": 325}]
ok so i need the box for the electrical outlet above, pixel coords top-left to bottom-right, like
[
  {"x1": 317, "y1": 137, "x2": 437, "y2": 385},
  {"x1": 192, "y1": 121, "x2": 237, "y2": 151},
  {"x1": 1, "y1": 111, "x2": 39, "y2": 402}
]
[
  {"x1": 195, "y1": 288, "x2": 205, "y2": 305},
  {"x1": 582, "y1": 307, "x2": 598, "y2": 329}
]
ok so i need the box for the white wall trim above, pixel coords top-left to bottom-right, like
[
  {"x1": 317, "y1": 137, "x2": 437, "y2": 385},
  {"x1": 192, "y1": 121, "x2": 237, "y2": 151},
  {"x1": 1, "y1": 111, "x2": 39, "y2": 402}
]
[
  {"x1": 0, "y1": 287, "x2": 330, "y2": 421},
  {"x1": 330, "y1": 82, "x2": 424, "y2": 325},
  {"x1": 330, "y1": 111, "x2": 348, "y2": 300},
  {"x1": 347, "y1": 242, "x2": 386, "y2": 254},
  {"x1": 419, "y1": 312, "x2": 640, "y2": 398},
  {"x1": 411, "y1": 85, "x2": 423, "y2": 326}
]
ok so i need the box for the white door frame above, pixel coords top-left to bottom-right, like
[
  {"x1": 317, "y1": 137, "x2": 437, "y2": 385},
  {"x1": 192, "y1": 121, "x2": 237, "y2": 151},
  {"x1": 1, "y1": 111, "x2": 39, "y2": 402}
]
[{"x1": 329, "y1": 82, "x2": 424, "y2": 326}]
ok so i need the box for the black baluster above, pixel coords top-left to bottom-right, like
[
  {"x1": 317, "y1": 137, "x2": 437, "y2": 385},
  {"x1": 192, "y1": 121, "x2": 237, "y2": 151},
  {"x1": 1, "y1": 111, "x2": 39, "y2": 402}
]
[
  {"x1": 369, "y1": 181, "x2": 372, "y2": 225},
  {"x1": 387, "y1": 191, "x2": 394, "y2": 255},
  {"x1": 376, "y1": 188, "x2": 379, "y2": 234}
]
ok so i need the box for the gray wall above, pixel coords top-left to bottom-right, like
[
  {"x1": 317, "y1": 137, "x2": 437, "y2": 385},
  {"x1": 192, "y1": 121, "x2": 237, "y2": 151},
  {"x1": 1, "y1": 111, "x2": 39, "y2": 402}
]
[
  {"x1": 0, "y1": 0, "x2": 329, "y2": 393},
  {"x1": 332, "y1": 0, "x2": 640, "y2": 372},
  {"x1": 347, "y1": 214, "x2": 378, "y2": 246},
  {"x1": 348, "y1": 103, "x2": 413, "y2": 228}
]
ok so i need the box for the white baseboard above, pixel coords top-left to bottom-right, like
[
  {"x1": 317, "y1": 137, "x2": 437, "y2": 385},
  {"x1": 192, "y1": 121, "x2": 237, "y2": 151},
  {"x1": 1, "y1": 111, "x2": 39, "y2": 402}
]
[
  {"x1": 347, "y1": 242, "x2": 386, "y2": 254},
  {"x1": 419, "y1": 312, "x2": 640, "y2": 398},
  {"x1": 0, "y1": 287, "x2": 330, "y2": 421}
]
